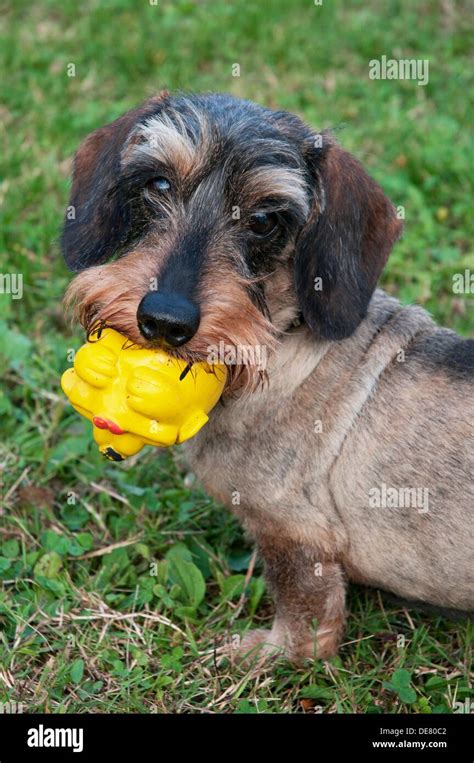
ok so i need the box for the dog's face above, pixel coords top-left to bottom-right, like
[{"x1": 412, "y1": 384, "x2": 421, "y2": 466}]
[{"x1": 63, "y1": 91, "x2": 402, "y2": 391}]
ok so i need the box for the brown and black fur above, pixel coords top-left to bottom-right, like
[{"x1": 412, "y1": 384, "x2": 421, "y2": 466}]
[{"x1": 62, "y1": 91, "x2": 474, "y2": 663}]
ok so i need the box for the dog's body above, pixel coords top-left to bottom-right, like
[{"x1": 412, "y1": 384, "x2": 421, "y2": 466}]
[
  {"x1": 62, "y1": 91, "x2": 473, "y2": 662},
  {"x1": 184, "y1": 289, "x2": 473, "y2": 658}
]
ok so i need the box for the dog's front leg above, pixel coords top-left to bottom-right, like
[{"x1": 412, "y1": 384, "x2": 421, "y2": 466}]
[{"x1": 238, "y1": 535, "x2": 347, "y2": 664}]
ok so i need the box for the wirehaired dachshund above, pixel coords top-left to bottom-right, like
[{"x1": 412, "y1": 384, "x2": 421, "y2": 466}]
[{"x1": 62, "y1": 91, "x2": 473, "y2": 663}]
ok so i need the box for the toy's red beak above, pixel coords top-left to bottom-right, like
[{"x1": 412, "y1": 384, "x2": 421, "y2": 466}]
[{"x1": 93, "y1": 416, "x2": 125, "y2": 435}]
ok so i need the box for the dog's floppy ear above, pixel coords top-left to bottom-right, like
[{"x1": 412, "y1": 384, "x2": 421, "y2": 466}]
[
  {"x1": 295, "y1": 136, "x2": 402, "y2": 340},
  {"x1": 61, "y1": 91, "x2": 169, "y2": 272}
]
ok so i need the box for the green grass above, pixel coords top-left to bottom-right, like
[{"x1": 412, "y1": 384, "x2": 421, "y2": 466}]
[{"x1": 0, "y1": 0, "x2": 472, "y2": 713}]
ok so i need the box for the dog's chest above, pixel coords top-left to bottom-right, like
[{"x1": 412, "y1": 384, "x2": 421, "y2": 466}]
[
  {"x1": 181, "y1": 373, "x2": 331, "y2": 532},
  {"x1": 181, "y1": 385, "x2": 348, "y2": 553},
  {"x1": 181, "y1": 330, "x2": 347, "y2": 540},
  {"x1": 183, "y1": 413, "x2": 302, "y2": 510}
]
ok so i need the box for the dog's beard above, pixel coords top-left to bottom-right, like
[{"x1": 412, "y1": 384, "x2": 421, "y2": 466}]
[{"x1": 64, "y1": 255, "x2": 277, "y2": 395}]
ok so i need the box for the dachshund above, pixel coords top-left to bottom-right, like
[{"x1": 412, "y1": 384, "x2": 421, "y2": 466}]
[{"x1": 62, "y1": 91, "x2": 473, "y2": 662}]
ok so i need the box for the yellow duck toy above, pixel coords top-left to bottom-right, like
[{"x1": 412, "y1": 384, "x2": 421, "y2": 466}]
[{"x1": 61, "y1": 327, "x2": 227, "y2": 461}]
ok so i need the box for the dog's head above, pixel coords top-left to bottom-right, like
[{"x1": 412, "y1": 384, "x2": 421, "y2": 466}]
[{"x1": 63, "y1": 91, "x2": 402, "y2": 391}]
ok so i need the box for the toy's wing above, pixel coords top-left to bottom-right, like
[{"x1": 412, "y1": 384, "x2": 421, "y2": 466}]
[
  {"x1": 125, "y1": 365, "x2": 177, "y2": 418},
  {"x1": 177, "y1": 410, "x2": 209, "y2": 443},
  {"x1": 73, "y1": 341, "x2": 118, "y2": 388}
]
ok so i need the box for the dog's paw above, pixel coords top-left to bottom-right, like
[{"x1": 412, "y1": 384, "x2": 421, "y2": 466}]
[
  {"x1": 232, "y1": 621, "x2": 341, "y2": 667},
  {"x1": 236, "y1": 629, "x2": 284, "y2": 662},
  {"x1": 313, "y1": 622, "x2": 342, "y2": 660}
]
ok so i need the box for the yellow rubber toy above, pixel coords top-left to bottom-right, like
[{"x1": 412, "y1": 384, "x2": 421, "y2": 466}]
[{"x1": 61, "y1": 327, "x2": 227, "y2": 461}]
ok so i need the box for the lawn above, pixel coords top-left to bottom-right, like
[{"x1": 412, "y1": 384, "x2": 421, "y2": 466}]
[{"x1": 0, "y1": 0, "x2": 472, "y2": 713}]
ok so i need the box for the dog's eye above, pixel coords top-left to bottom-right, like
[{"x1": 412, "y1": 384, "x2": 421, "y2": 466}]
[
  {"x1": 149, "y1": 176, "x2": 171, "y2": 193},
  {"x1": 249, "y1": 212, "x2": 278, "y2": 238}
]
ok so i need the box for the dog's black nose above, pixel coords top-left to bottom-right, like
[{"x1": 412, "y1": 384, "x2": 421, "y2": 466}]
[{"x1": 137, "y1": 291, "x2": 200, "y2": 347}]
